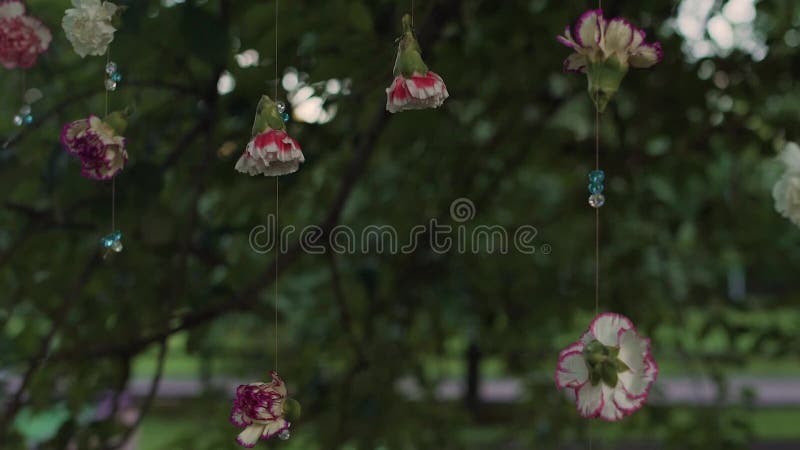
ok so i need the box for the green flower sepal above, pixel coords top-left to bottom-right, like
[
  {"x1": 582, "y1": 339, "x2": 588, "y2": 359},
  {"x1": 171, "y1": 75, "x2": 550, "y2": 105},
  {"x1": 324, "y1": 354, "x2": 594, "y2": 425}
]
[
  {"x1": 393, "y1": 14, "x2": 429, "y2": 78},
  {"x1": 583, "y1": 339, "x2": 630, "y2": 388},
  {"x1": 283, "y1": 398, "x2": 302, "y2": 422},
  {"x1": 251, "y1": 95, "x2": 286, "y2": 136},
  {"x1": 586, "y1": 55, "x2": 629, "y2": 113}
]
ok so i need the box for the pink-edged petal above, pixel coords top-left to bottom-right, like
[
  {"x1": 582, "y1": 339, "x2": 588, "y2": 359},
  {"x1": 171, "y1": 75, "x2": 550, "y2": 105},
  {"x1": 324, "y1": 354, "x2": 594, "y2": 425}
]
[
  {"x1": 557, "y1": 26, "x2": 580, "y2": 50},
  {"x1": 589, "y1": 312, "x2": 633, "y2": 346},
  {"x1": 612, "y1": 385, "x2": 644, "y2": 417},
  {"x1": 603, "y1": 18, "x2": 635, "y2": 54},
  {"x1": 262, "y1": 418, "x2": 289, "y2": 440},
  {"x1": 575, "y1": 9, "x2": 603, "y2": 49},
  {"x1": 598, "y1": 384, "x2": 625, "y2": 421},
  {"x1": 236, "y1": 424, "x2": 266, "y2": 448},
  {"x1": 630, "y1": 42, "x2": 663, "y2": 68},
  {"x1": 563, "y1": 53, "x2": 588, "y2": 73},
  {"x1": 618, "y1": 353, "x2": 658, "y2": 399},
  {"x1": 230, "y1": 403, "x2": 250, "y2": 428},
  {"x1": 0, "y1": 0, "x2": 24, "y2": 18},
  {"x1": 575, "y1": 381, "x2": 604, "y2": 418},
  {"x1": 555, "y1": 348, "x2": 589, "y2": 390},
  {"x1": 617, "y1": 328, "x2": 649, "y2": 372},
  {"x1": 630, "y1": 28, "x2": 646, "y2": 50}
]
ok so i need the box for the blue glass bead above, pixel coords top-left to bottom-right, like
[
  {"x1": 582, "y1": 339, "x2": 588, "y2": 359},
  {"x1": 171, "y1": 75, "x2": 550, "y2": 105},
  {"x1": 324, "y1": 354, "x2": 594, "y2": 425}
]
[
  {"x1": 111, "y1": 72, "x2": 123, "y2": 82},
  {"x1": 102, "y1": 237, "x2": 114, "y2": 248},
  {"x1": 112, "y1": 230, "x2": 122, "y2": 241},
  {"x1": 281, "y1": 112, "x2": 290, "y2": 123},
  {"x1": 588, "y1": 182, "x2": 604, "y2": 194},
  {"x1": 23, "y1": 114, "x2": 33, "y2": 125},
  {"x1": 589, "y1": 170, "x2": 605, "y2": 184}
]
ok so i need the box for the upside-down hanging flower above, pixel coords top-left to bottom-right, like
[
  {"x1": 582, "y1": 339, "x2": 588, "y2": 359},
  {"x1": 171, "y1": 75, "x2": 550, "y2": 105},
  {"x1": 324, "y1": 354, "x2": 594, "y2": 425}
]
[
  {"x1": 0, "y1": 0, "x2": 52, "y2": 69},
  {"x1": 61, "y1": 112, "x2": 128, "y2": 180},
  {"x1": 772, "y1": 142, "x2": 800, "y2": 228},
  {"x1": 557, "y1": 9, "x2": 662, "y2": 112},
  {"x1": 385, "y1": 14, "x2": 449, "y2": 113},
  {"x1": 235, "y1": 95, "x2": 305, "y2": 177},
  {"x1": 231, "y1": 371, "x2": 302, "y2": 447},
  {"x1": 555, "y1": 312, "x2": 658, "y2": 421},
  {"x1": 62, "y1": 0, "x2": 119, "y2": 58}
]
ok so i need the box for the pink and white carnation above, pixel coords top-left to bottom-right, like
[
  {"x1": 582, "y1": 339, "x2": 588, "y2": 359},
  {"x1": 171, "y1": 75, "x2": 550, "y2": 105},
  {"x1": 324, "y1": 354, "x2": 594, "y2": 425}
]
[
  {"x1": 385, "y1": 14, "x2": 448, "y2": 113},
  {"x1": 555, "y1": 312, "x2": 658, "y2": 421},
  {"x1": 0, "y1": 0, "x2": 52, "y2": 69},
  {"x1": 61, "y1": 115, "x2": 127, "y2": 181},
  {"x1": 557, "y1": 9, "x2": 662, "y2": 111},
  {"x1": 386, "y1": 71, "x2": 449, "y2": 113},
  {"x1": 235, "y1": 129, "x2": 304, "y2": 177},
  {"x1": 231, "y1": 371, "x2": 296, "y2": 447}
]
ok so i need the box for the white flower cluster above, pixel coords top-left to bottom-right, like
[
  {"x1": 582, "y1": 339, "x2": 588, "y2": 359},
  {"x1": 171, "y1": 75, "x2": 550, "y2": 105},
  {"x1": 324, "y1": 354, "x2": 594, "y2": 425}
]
[
  {"x1": 62, "y1": 0, "x2": 118, "y2": 58},
  {"x1": 773, "y1": 143, "x2": 800, "y2": 228}
]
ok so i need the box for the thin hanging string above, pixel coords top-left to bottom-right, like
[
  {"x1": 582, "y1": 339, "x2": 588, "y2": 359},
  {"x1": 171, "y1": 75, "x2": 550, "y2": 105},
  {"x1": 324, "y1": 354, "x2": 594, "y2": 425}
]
[
  {"x1": 273, "y1": 0, "x2": 280, "y2": 373},
  {"x1": 594, "y1": 99, "x2": 600, "y2": 316},
  {"x1": 275, "y1": 177, "x2": 280, "y2": 372},
  {"x1": 591, "y1": 2, "x2": 602, "y2": 448},
  {"x1": 21, "y1": 70, "x2": 26, "y2": 101},
  {"x1": 275, "y1": 0, "x2": 279, "y2": 99},
  {"x1": 411, "y1": 0, "x2": 414, "y2": 26},
  {"x1": 105, "y1": 50, "x2": 116, "y2": 233}
]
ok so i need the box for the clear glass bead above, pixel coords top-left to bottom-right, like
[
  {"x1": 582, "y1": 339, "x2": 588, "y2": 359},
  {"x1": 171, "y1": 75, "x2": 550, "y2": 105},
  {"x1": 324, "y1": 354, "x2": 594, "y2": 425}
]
[
  {"x1": 13, "y1": 115, "x2": 23, "y2": 126},
  {"x1": 111, "y1": 240, "x2": 123, "y2": 253},
  {"x1": 278, "y1": 429, "x2": 291, "y2": 440},
  {"x1": 106, "y1": 61, "x2": 118, "y2": 75},
  {"x1": 105, "y1": 79, "x2": 118, "y2": 91},
  {"x1": 589, "y1": 193, "x2": 605, "y2": 208},
  {"x1": 19, "y1": 104, "x2": 31, "y2": 115},
  {"x1": 276, "y1": 101, "x2": 286, "y2": 114}
]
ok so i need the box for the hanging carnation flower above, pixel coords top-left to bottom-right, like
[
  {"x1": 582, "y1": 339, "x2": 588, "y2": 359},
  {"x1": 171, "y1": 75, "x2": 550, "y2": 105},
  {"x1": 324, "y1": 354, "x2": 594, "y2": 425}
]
[
  {"x1": 557, "y1": 9, "x2": 662, "y2": 112},
  {"x1": 385, "y1": 14, "x2": 449, "y2": 114},
  {"x1": 231, "y1": 371, "x2": 302, "y2": 447},
  {"x1": 62, "y1": 0, "x2": 120, "y2": 58},
  {"x1": 0, "y1": 0, "x2": 52, "y2": 69},
  {"x1": 235, "y1": 95, "x2": 305, "y2": 177},
  {"x1": 555, "y1": 313, "x2": 658, "y2": 421},
  {"x1": 772, "y1": 142, "x2": 800, "y2": 228},
  {"x1": 61, "y1": 112, "x2": 128, "y2": 181}
]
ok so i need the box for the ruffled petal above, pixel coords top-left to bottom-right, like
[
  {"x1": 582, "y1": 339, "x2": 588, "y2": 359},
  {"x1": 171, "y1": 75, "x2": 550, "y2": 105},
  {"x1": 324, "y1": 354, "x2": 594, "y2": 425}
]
[
  {"x1": 598, "y1": 384, "x2": 625, "y2": 421},
  {"x1": 603, "y1": 18, "x2": 634, "y2": 54},
  {"x1": 563, "y1": 53, "x2": 588, "y2": 73},
  {"x1": 556, "y1": 347, "x2": 589, "y2": 389},
  {"x1": 262, "y1": 418, "x2": 289, "y2": 440},
  {"x1": 612, "y1": 384, "x2": 643, "y2": 416},
  {"x1": 575, "y1": 381, "x2": 604, "y2": 418},
  {"x1": 589, "y1": 312, "x2": 633, "y2": 346},
  {"x1": 618, "y1": 338, "x2": 658, "y2": 400},
  {"x1": 236, "y1": 424, "x2": 266, "y2": 448},
  {"x1": 630, "y1": 42, "x2": 663, "y2": 68},
  {"x1": 557, "y1": 26, "x2": 580, "y2": 50},
  {"x1": 575, "y1": 9, "x2": 602, "y2": 49}
]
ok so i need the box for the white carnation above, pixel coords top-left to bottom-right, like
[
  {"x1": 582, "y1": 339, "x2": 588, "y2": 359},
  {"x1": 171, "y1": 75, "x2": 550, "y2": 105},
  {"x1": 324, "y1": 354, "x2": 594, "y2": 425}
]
[
  {"x1": 62, "y1": 0, "x2": 118, "y2": 58},
  {"x1": 773, "y1": 143, "x2": 800, "y2": 227}
]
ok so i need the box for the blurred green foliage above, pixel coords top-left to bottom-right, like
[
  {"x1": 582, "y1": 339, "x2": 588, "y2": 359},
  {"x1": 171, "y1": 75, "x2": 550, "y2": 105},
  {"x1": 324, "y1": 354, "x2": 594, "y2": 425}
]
[{"x1": 1, "y1": 0, "x2": 800, "y2": 449}]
